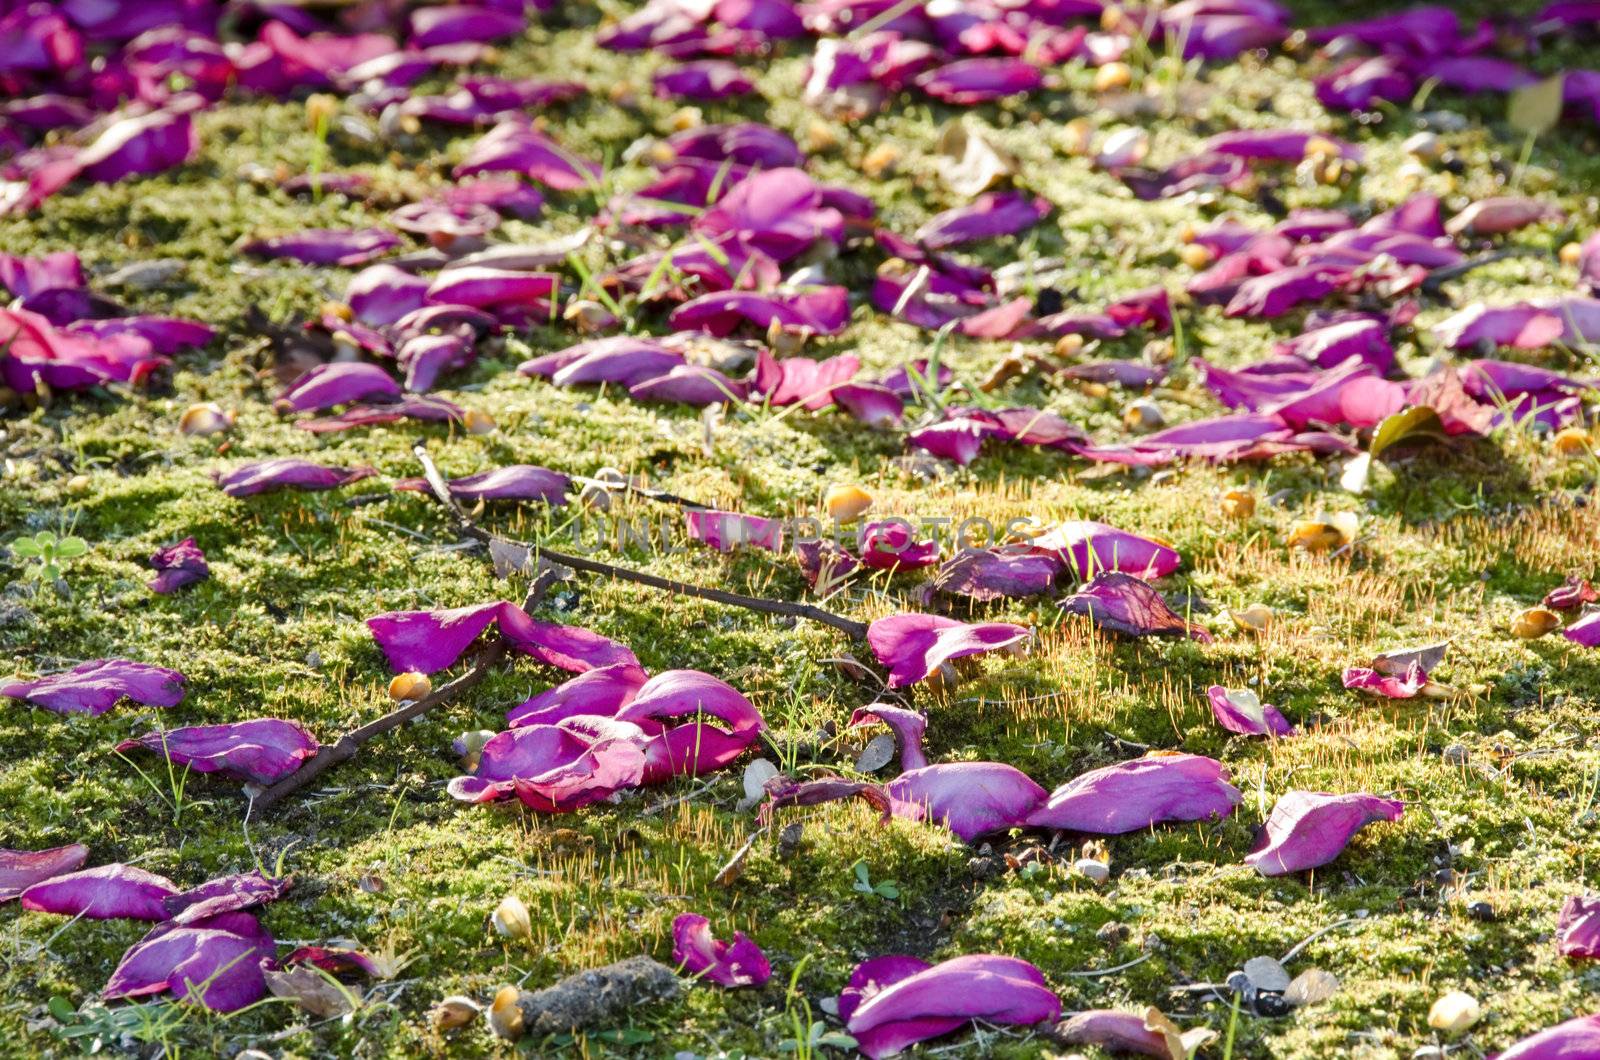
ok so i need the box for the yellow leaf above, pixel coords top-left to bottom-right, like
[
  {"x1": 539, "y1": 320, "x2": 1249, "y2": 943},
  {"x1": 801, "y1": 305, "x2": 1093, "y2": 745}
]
[{"x1": 1508, "y1": 74, "x2": 1566, "y2": 136}]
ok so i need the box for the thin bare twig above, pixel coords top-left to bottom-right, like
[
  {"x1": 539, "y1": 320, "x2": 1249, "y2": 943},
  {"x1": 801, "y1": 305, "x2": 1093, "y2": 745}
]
[{"x1": 413, "y1": 443, "x2": 869, "y2": 639}]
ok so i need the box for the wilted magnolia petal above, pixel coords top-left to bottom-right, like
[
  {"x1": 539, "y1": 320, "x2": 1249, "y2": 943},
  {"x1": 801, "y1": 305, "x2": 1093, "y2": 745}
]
[
  {"x1": 672, "y1": 914, "x2": 771, "y2": 987},
  {"x1": 1342, "y1": 662, "x2": 1426, "y2": 698},
  {"x1": 1498, "y1": 1015, "x2": 1600, "y2": 1060},
  {"x1": 796, "y1": 538, "x2": 861, "y2": 590},
  {"x1": 915, "y1": 57, "x2": 1043, "y2": 103},
  {"x1": 1432, "y1": 301, "x2": 1571, "y2": 350},
  {"x1": 295, "y1": 396, "x2": 466, "y2": 433},
  {"x1": 618, "y1": 670, "x2": 765, "y2": 780},
  {"x1": 1557, "y1": 895, "x2": 1600, "y2": 958},
  {"x1": 926, "y1": 547, "x2": 1061, "y2": 603},
  {"x1": 345, "y1": 264, "x2": 433, "y2": 326},
  {"x1": 507, "y1": 662, "x2": 649, "y2": 728},
  {"x1": 686, "y1": 509, "x2": 785, "y2": 552},
  {"x1": 1026, "y1": 754, "x2": 1240, "y2": 834},
  {"x1": 392, "y1": 465, "x2": 570, "y2": 506},
  {"x1": 410, "y1": 5, "x2": 524, "y2": 48},
  {"x1": 670, "y1": 287, "x2": 850, "y2": 338},
  {"x1": 367, "y1": 600, "x2": 639, "y2": 675},
  {"x1": 425, "y1": 267, "x2": 558, "y2": 309},
  {"x1": 148, "y1": 536, "x2": 209, "y2": 594},
  {"x1": 3, "y1": 658, "x2": 185, "y2": 715},
  {"x1": 914, "y1": 192, "x2": 1050, "y2": 250},
  {"x1": 214, "y1": 459, "x2": 376, "y2": 498},
  {"x1": 1056, "y1": 1009, "x2": 1197, "y2": 1058},
  {"x1": 20, "y1": 863, "x2": 179, "y2": 920},
  {"x1": 1200, "y1": 128, "x2": 1360, "y2": 162},
  {"x1": 886, "y1": 762, "x2": 1047, "y2": 842},
  {"x1": 520, "y1": 336, "x2": 684, "y2": 389},
  {"x1": 281, "y1": 946, "x2": 385, "y2": 978},
  {"x1": 0, "y1": 844, "x2": 89, "y2": 902},
  {"x1": 116, "y1": 719, "x2": 319, "y2": 786},
  {"x1": 1059, "y1": 572, "x2": 1212, "y2": 642},
  {"x1": 275, "y1": 361, "x2": 401, "y2": 413},
  {"x1": 78, "y1": 108, "x2": 199, "y2": 185},
  {"x1": 103, "y1": 912, "x2": 273, "y2": 1012},
  {"x1": 1207, "y1": 686, "x2": 1294, "y2": 737},
  {"x1": 849, "y1": 704, "x2": 929, "y2": 771},
  {"x1": 1445, "y1": 197, "x2": 1564, "y2": 237},
  {"x1": 242, "y1": 228, "x2": 401, "y2": 267},
  {"x1": 867, "y1": 613, "x2": 1030, "y2": 688},
  {"x1": 163, "y1": 871, "x2": 293, "y2": 925},
  {"x1": 629, "y1": 365, "x2": 748, "y2": 406},
  {"x1": 450, "y1": 715, "x2": 650, "y2": 811},
  {"x1": 1027, "y1": 521, "x2": 1180, "y2": 580},
  {"x1": 1564, "y1": 611, "x2": 1600, "y2": 649},
  {"x1": 454, "y1": 118, "x2": 601, "y2": 190},
  {"x1": 1245, "y1": 791, "x2": 1405, "y2": 876},
  {"x1": 655, "y1": 60, "x2": 756, "y2": 100},
  {"x1": 859, "y1": 520, "x2": 938, "y2": 571},
  {"x1": 839, "y1": 953, "x2": 1060, "y2": 1059},
  {"x1": 833, "y1": 382, "x2": 905, "y2": 427},
  {"x1": 752, "y1": 349, "x2": 860, "y2": 410}
]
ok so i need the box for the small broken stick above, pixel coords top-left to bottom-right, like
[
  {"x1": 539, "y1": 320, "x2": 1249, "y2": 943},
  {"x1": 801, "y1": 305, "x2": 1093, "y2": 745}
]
[
  {"x1": 413, "y1": 442, "x2": 869, "y2": 639},
  {"x1": 248, "y1": 566, "x2": 565, "y2": 813},
  {"x1": 515, "y1": 956, "x2": 682, "y2": 1037}
]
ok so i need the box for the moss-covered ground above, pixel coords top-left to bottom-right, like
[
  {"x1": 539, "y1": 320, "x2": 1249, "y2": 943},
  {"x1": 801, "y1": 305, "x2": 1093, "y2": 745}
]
[{"x1": 3, "y1": 2, "x2": 1599, "y2": 1057}]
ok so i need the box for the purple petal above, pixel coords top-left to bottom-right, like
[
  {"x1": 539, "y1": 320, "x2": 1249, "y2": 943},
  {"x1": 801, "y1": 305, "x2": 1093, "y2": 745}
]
[
  {"x1": 672, "y1": 913, "x2": 771, "y2": 987},
  {"x1": 66, "y1": 315, "x2": 213, "y2": 354},
  {"x1": 886, "y1": 762, "x2": 1046, "y2": 842},
  {"x1": 1342, "y1": 662, "x2": 1427, "y2": 698},
  {"x1": 148, "y1": 536, "x2": 208, "y2": 594},
  {"x1": 398, "y1": 332, "x2": 474, "y2": 392},
  {"x1": 914, "y1": 192, "x2": 1050, "y2": 250},
  {"x1": 425, "y1": 267, "x2": 558, "y2": 309},
  {"x1": 1557, "y1": 895, "x2": 1600, "y2": 959},
  {"x1": 867, "y1": 613, "x2": 1030, "y2": 688},
  {"x1": 103, "y1": 915, "x2": 273, "y2": 1012},
  {"x1": 116, "y1": 719, "x2": 319, "y2": 786},
  {"x1": 368, "y1": 601, "x2": 639, "y2": 675},
  {"x1": 409, "y1": 5, "x2": 525, "y2": 48},
  {"x1": 1200, "y1": 128, "x2": 1360, "y2": 163},
  {"x1": 686, "y1": 509, "x2": 785, "y2": 552},
  {"x1": 392, "y1": 465, "x2": 570, "y2": 506},
  {"x1": 1059, "y1": 572, "x2": 1212, "y2": 642},
  {"x1": 1498, "y1": 1016, "x2": 1600, "y2": 1060},
  {"x1": 1563, "y1": 611, "x2": 1600, "y2": 648},
  {"x1": 915, "y1": 57, "x2": 1042, "y2": 103},
  {"x1": 630, "y1": 365, "x2": 748, "y2": 406},
  {"x1": 833, "y1": 383, "x2": 905, "y2": 426},
  {"x1": 1207, "y1": 686, "x2": 1294, "y2": 737},
  {"x1": 1026, "y1": 753, "x2": 1241, "y2": 833},
  {"x1": 1432, "y1": 302, "x2": 1570, "y2": 350},
  {"x1": 275, "y1": 361, "x2": 401, "y2": 414},
  {"x1": 20, "y1": 863, "x2": 179, "y2": 920},
  {"x1": 0, "y1": 844, "x2": 89, "y2": 902},
  {"x1": 77, "y1": 108, "x2": 198, "y2": 185},
  {"x1": 163, "y1": 871, "x2": 292, "y2": 925},
  {"x1": 242, "y1": 228, "x2": 400, "y2": 267},
  {"x1": 616, "y1": 669, "x2": 765, "y2": 780},
  {"x1": 849, "y1": 704, "x2": 929, "y2": 770},
  {"x1": 3, "y1": 658, "x2": 185, "y2": 716},
  {"x1": 842, "y1": 953, "x2": 1060, "y2": 1059},
  {"x1": 454, "y1": 119, "x2": 600, "y2": 190},
  {"x1": 655, "y1": 60, "x2": 757, "y2": 100},
  {"x1": 693, "y1": 168, "x2": 844, "y2": 263},
  {"x1": 507, "y1": 662, "x2": 649, "y2": 728},
  {"x1": 752, "y1": 349, "x2": 860, "y2": 409},
  {"x1": 1027, "y1": 521, "x2": 1180, "y2": 580},
  {"x1": 926, "y1": 547, "x2": 1062, "y2": 602},
  {"x1": 1275, "y1": 318, "x2": 1394, "y2": 372},
  {"x1": 1245, "y1": 791, "x2": 1405, "y2": 876},
  {"x1": 281, "y1": 946, "x2": 385, "y2": 978},
  {"x1": 214, "y1": 459, "x2": 376, "y2": 498},
  {"x1": 1446, "y1": 196, "x2": 1564, "y2": 237},
  {"x1": 663, "y1": 121, "x2": 802, "y2": 168},
  {"x1": 0, "y1": 251, "x2": 82, "y2": 299},
  {"x1": 294, "y1": 395, "x2": 466, "y2": 433}
]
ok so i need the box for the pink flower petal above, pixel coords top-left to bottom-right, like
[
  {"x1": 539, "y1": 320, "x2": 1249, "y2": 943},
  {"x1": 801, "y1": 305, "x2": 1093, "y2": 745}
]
[
  {"x1": 1245, "y1": 791, "x2": 1404, "y2": 876},
  {"x1": 672, "y1": 913, "x2": 771, "y2": 987},
  {"x1": 21, "y1": 863, "x2": 179, "y2": 920},
  {"x1": 867, "y1": 614, "x2": 1030, "y2": 688},
  {"x1": 3, "y1": 658, "x2": 185, "y2": 716},
  {"x1": 1026, "y1": 754, "x2": 1241, "y2": 833},
  {"x1": 0, "y1": 844, "x2": 89, "y2": 902},
  {"x1": 115, "y1": 719, "x2": 319, "y2": 786}
]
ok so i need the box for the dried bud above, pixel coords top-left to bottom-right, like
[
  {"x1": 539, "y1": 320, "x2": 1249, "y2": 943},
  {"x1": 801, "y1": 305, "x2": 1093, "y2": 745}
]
[
  {"x1": 1510, "y1": 606, "x2": 1561, "y2": 640},
  {"x1": 492, "y1": 895, "x2": 532, "y2": 941},
  {"x1": 1179, "y1": 243, "x2": 1214, "y2": 269},
  {"x1": 825, "y1": 484, "x2": 873, "y2": 523},
  {"x1": 1553, "y1": 427, "x2": 1590, "y2": 455},
  {"x1": 862, "y1": 143, "x2": 900, "y2": 179},
  {"x1": 1220, "y1": 489, "x2": 1255, "y2": 520},
  {"x1": 1427, "y1": 991, "x2": 1480, "y2": 1035},
  {"x1": 180, "y1": 402, "x2": 235, "y2": 437},
  {"x1": 1094, "y1": 62, "x2": 1133, "y2": 92},
  {"x1": 1231, "y1": 603, "x2": 1274, "y2": 635},
  {"x1": 430, "y1": 995, "x2": 481, "y2": 1032},
  {"x1": 463, "y1": 408, "x2": 497, "y2": 435},
  {"x1": 388, "y1": 672, "x2": 431, "y2": 703}
]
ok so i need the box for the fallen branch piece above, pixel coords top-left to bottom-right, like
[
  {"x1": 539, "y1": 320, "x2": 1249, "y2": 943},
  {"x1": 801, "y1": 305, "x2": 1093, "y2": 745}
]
[
  {"x1": 414, "y1": 443, "x2": 868, "y2": 639},
  {"x1": 515, "y1": 956, "x2": 682, "y2": 1036}
]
